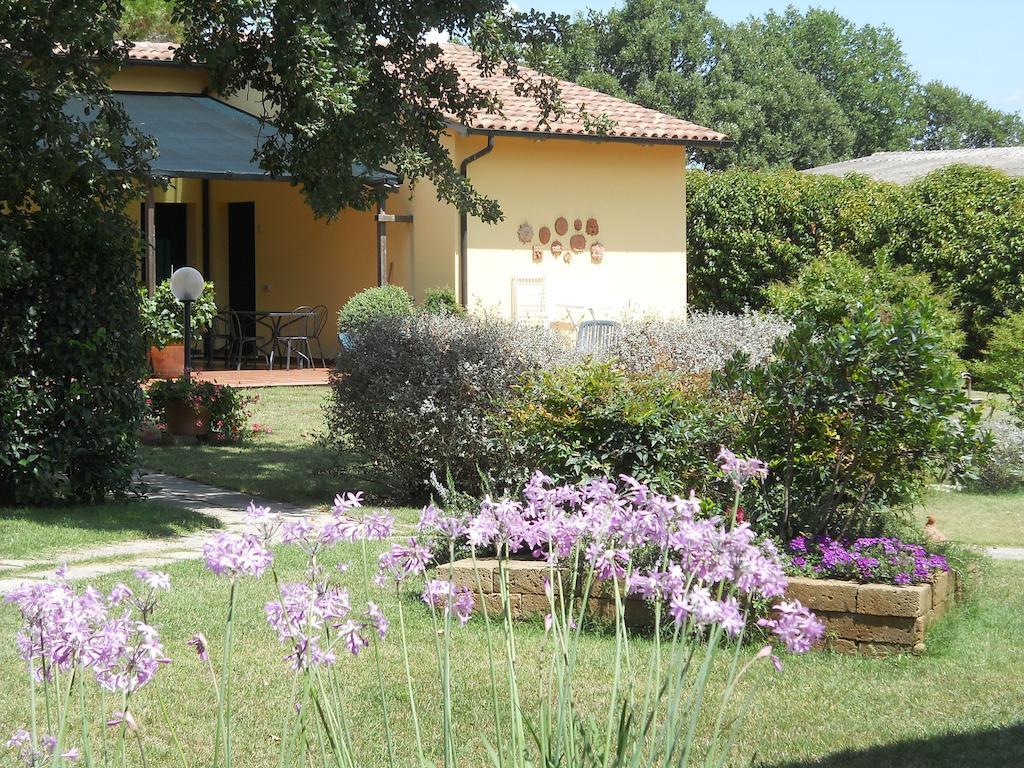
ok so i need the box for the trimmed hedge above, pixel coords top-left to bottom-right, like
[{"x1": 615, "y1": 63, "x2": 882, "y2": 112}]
[{"x1": 688, "y1": 166, "x2": 1024, "y2": 358}]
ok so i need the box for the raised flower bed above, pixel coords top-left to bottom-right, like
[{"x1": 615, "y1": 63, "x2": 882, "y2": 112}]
[
  {"x1": 783, "y1": 535, "x2": 956, "y2": 656},
  {"x1": 442, "y1": 533, "x2": 957, "y2": 658}
]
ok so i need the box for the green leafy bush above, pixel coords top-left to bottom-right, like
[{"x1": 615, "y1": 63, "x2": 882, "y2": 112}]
[
  {"x1": 336, "y1": 285, "x2": 415, "y2": 334},
  {"x1": 767, "y1": 251, "x2": 964, "y2": 354},
  {"x1": 687, "y1": 168, "x2": 901, "y2": 313},
  {"x1": 971, "y1": 309, "x2": 1024, "y2": 409},
  {"x1": 718, "y1": 300, "x2": 983, "y2": 540},
  {"x1": 502, "y1": 361, "x2": 742, "y2": 496},
  {"x1": 422, "y1": 286, "x2": 465, "y2": 317},
  {"x1": 326, "y1": 314, "x2": 576, "y2": 500},
  {"x1": 0, "y1": 8, "x2": 154, "y2": 503},
  {"x1": 688, "y1": 165, "x2": 1024, "y2": 359},
  {"x1": 139, "y1": 279, "x2": 218, "y2": 349},
  {"x1": 887, "y1": 165, "x2": 1024, "y2": 357}
]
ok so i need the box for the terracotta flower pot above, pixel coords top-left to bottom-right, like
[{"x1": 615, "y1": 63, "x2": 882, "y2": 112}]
[
  {"x1": 150, "y1": 344, "x2": 185, "y2": 378},
  {"x1": 165, "y1": 398, "x2": 211, "y2": 437}
]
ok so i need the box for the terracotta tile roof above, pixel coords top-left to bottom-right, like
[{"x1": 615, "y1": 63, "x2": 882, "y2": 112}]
[
  {"x1": 127, "y1": 40, "x2": 179, "y2": 62},
  {"x1": 125, "y1": 41, "x2": 729, "y2": 145},
  {"x1": 438, "y1": 43, "x2": 729, "y2": 145}
]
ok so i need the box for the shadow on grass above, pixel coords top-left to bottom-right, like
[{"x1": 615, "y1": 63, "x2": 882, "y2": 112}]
[
  {"x1": 140, "y1": 442, "x2": 393, "y2": 507},
  {"x1": 761, "y1": 722, "x2": 1024, "y2": 768},
  {"x1": 0, "y1": 501, "x2": 220, "y2": 548}
]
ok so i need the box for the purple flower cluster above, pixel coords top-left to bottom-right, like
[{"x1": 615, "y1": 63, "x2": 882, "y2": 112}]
[
  {"x1": 246, "y1": 493, "x2": 399, "y2": 667},
  {"x1": 422, "y1": 579, "x2": 474, "y2": 626},
  {"x1": 718, "y1": 446, "x2": 769, "y2": 490},
  {"x1": 203, "y1": 532, "x2": 273, "y2": 579},
  {"x1": 6, "y1": 730, "x2": 79, "y2": 766},
  {"x1": 420, "y1": 469, "x2": 822, "y2": 653},
  {"x1": 3, "y1": 570, "x2": 171, "y2": 692},
  {"x1": 786, "y1": 535, "x2": 949, "y2": 585}
]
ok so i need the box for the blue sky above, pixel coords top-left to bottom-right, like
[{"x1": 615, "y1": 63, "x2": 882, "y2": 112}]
[{"x1": 524, "y1": 0, "x2": 1024, "y2": 114}]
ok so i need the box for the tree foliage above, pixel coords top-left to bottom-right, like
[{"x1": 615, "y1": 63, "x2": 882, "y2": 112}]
[
  {"x1": 171, "y1": 1, "x2": 573, "y2": 221},
  {"x1": 915, "y1": 81, "x2": 1024, "y2": 150},
  {"x1": 526, "y1": 0, "x2": 1022, "y2": 169},
  {"x1": 1, "y1": 0, "x2": 153, "y2": 502}
]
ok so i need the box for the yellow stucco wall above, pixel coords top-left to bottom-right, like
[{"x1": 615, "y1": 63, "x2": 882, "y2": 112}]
[
  {"x1": 117, "y1": 64, "x2": 692, "y2": 338},
  {"x1": 458, "y1": 134, "x2": 688, "y2": 322},
  {"x1": 110, "y1": 64, "x2": 209, "y2": 93},
  {"x1": 131, "y1": 179, "x2": 377, "y2": 356}
]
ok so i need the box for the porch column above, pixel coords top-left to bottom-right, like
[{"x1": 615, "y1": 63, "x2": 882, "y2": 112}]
[
  {"x1": 144, "y1": 189, "x2": 157, "y2": 296},
  {"x1": 376, "y1": 200, "x2": 388, "y2": 287}
]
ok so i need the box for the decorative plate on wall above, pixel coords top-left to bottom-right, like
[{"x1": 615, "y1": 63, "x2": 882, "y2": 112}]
[
  {"x1": 517, "y1": 223, "x2": 534, "y2": 244},
  {"x1": 554, "y1": 217, "x2": 568, "y2": 236},
  {"x1": 590, "y1": 242, "x2": 605, "y2": 264},
  {"x1": 538, "y1": 226, "x2": 551, "y2": 244},
  {"x1": 550, "y1": 240, "x2": 563, "y2": 258},
  {"x1": 570, "y1": 233, "x2": 587, "y2": 253},
  {"x1": 586, "y1": 218, "x2": 599, "y2": 236},
  {"x1": 573, "y1": 218, "x2": 583, "y2": 231},
  {"x1": 532, "y1": 245, "x2": 544, "y2": 263}
]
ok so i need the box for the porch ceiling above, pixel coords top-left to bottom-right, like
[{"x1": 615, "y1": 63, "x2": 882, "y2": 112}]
[{"x1": 67, "y1": 92, "x2": 400, "y2": 187}]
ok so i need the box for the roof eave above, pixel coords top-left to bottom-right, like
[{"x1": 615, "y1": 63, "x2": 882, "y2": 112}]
[{"x1": 460, "y1": 125, "x2": 733, "y2": 149}]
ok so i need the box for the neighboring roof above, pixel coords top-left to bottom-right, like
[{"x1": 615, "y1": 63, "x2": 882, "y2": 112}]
[
  {"x1": 124, "y1": 40, "x2": 730, "y2": 147},
  {"x1": 805, "y1": 147, "x2": 1024, "y2": 184},
  {"x1": 63, "y1": 92, "x2": 400, "y2": 185}
]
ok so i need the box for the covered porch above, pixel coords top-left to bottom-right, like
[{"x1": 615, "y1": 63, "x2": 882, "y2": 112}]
[{"x1": 118, "y1": 92, "x2": 407, "y2": 367}]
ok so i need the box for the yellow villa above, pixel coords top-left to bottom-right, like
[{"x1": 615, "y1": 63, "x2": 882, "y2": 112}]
[{"x1": 117, "y1": 41, "x2": 730, "y2": 358}]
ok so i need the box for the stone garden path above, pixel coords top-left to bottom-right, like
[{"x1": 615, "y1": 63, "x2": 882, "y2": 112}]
[
  {"x1": 2, "y1": 473, "x2": 1024, "y2": 594},
  {"x1": 0, "y1": 472, "x2": 318, "y2": 594}
]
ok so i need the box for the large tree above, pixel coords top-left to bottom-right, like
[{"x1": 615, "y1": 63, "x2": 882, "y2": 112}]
[
  {"x1": 1, "y1": 0, "x2": 154, "y2": 502},
  {"x1": 1, "y1": 0, "x2": 568, "y2": 503},
  {"x1": 915, "y1": 80, "x2": 1024, "y2": 150},
  {"x1": 522, "y1": 0, "x2": 1022, "y2": 170}
]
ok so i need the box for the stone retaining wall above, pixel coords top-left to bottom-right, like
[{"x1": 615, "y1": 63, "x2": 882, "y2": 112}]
[
  {"x1": 440, "y1": 558, "x2": 956, "y2": 656},
  {"x1": 786, "y1": 570, "x2": 956, "y2": 656}
]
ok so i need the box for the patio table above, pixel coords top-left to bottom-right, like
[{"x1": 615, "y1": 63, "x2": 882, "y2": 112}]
[{"x1": 231, "y1": 309, "x2": 317, "y2": 370}]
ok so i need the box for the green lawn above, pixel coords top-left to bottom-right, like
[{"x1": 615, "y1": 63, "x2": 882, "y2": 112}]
[
  {"x1": 917, "y1": 488, "x2": 1024, "y2": 548},
  {"x1": 0, "y1": 501, "x2": 218, "y2": 562},
  {"x1": 1, "y1": 537, "x2": 1022, "y2": 767},
  {"x1": 140, "y1": 385, "x2": 383, "y2": 506},
  {"x1": 22, "y1": 383, "x2": 1008, "y2": 764}
]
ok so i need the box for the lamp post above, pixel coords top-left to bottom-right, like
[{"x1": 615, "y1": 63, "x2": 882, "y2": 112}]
[{"x1": 169, "y1": 267, "x2": 205, "y2": 382}]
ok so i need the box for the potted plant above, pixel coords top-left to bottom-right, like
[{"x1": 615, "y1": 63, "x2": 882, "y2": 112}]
[
  {"x1": 146, "y1": 378, "x2": 257, "y2": 440},
  {"x1": 140, "y1": 278, "x2": 218, "y2": 377}
]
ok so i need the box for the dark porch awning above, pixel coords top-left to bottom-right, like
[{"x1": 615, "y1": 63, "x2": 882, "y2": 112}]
[{"x1": 72, "y1": 92, "x2": 401, "y2": 187}]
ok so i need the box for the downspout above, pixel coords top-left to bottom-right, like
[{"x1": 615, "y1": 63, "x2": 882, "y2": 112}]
[{"x1": 458, "y1": 133, "x2": 495, "y2": 308}]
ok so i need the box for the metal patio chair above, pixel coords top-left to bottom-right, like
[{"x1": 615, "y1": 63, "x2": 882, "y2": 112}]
[
  {"x1": 307, "y1": 304, "x2": 329, "y2": 366},
  {"x1": 275, "y1": 306, "x2": 316, "y2": 370},
  {"x1": 206, "y1": 310, "x2": 235, "y2": 366},
  {"x1": 576, "y1": 319, "x2": 620, "y2": 354},
  {"x1": 232, "y1": 310, "x2": 271, "y2": 370}
]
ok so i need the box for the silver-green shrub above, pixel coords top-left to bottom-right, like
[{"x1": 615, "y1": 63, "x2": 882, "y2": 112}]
[
  {"x1": 609, "y1": 311, "x2": 793, "y2": 373},
  {"x1": 326, "y1": 314, "x2": 577, "y2": 499},
  {"x1": 970, "y1": 417, "x2": 1024, "y2": 492}
]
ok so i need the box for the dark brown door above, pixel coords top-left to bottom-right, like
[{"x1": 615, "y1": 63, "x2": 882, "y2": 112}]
[{"x1": 228, "y1": 202, "x2": 256, "y2": 335}]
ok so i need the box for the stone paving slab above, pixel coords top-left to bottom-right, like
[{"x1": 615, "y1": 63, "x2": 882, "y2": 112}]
[{"x1": 987, "y1": 547, "x2": 1024, "y2": 561}]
